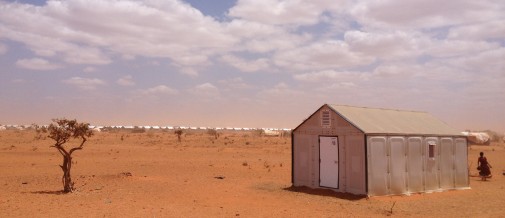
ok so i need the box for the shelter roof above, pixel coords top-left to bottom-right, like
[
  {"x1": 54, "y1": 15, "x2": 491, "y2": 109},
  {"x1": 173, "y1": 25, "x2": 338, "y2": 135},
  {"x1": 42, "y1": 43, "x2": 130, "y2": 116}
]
[{"x1": 327, "y1": 104, "x2": 462, "y2": 136}]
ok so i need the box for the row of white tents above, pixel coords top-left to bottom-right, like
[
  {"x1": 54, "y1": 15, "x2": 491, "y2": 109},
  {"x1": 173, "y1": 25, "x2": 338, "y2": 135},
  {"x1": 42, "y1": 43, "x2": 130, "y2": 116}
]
[
  {"x1": 89, "y1": 125, "x2": 291, "y2": 133},
  {"x1": 1, "y1": 124, "x2": 499, "y2": 143},
  {"x1": 75, "y1": 128, "x2": 505, "y2": 143},
  {"x1": 0, "y1": 124, "x2": 33, "y2": 130},
  {"x1": 0, "y1": 124, "x2": 290, "y2": 132}
]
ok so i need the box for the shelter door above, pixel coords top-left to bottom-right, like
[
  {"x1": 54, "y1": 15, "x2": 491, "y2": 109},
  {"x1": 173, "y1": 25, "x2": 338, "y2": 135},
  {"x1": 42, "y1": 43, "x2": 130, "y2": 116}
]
[{"x1": 319, "y1": 136, "x2": 339, "y2": 188}]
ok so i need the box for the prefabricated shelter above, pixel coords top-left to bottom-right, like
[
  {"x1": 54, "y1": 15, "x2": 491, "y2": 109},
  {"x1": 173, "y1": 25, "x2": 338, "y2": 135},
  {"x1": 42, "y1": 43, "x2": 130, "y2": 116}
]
[{"x1": 292, "y1": 104, "x2": 469, "y2": 196}]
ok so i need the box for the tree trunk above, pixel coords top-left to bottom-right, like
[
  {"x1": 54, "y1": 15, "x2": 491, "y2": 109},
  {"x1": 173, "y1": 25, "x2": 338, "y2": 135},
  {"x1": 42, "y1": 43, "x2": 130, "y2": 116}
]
[{"x1": 61, "y1": 155, "x2": 73, "y2": 193}]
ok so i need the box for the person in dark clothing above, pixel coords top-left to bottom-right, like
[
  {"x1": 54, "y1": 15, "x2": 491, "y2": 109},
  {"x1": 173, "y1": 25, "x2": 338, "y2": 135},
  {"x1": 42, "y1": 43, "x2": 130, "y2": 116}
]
[{"x1": 478, "y1": 152, "x2": 492, "y2": 180}]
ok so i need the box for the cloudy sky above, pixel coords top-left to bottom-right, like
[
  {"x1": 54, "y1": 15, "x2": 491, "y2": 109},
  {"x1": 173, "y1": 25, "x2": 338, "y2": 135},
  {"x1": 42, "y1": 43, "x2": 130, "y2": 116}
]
[{"x1": 0, "y1": 0, "x2": 504, "y2": 132}]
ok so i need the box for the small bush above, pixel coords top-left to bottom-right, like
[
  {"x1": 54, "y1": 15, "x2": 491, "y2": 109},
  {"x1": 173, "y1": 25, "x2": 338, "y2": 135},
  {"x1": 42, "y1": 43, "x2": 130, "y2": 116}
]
[
  {"x1": 207, "y1": 129, "x2": 219, "y2": 139},
  {"x1": 174, "y1": 129, "x2": 183, "y2": 142}
]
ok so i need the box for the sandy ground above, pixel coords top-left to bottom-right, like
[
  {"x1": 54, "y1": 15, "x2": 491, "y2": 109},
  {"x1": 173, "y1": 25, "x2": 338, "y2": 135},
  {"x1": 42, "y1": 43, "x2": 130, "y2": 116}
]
[{"x1": 1, "y1": 129, "x2": 505, "y2": 217}]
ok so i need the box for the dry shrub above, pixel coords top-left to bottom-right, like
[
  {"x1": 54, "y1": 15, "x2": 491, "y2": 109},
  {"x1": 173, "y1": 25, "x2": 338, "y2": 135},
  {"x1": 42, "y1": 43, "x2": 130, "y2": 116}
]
[{"x1": 207, "y1": 129, "x2": 219, "y2": 139}]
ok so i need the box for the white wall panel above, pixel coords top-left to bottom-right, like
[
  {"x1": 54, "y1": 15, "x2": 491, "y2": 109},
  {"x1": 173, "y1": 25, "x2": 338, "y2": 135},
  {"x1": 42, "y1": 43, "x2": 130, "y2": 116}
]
[
  {"x1": 368, "y1": 137, "x2": 388, "y2": 196},
  {"x1": 390, "y1": 137, "x2": 407, "y2": 195},
  {"x1": 346, "y1": 135, "x2": 366, "y2": 195},
  {"x1": 293, "y1": 135, "x2": 314, "y2": 187},
  {"x1": 454, "y1": 138, "x2": 469, "y2": 188},
  {"x1": 407, "y1": 137, "x2": 424, "y2": 193},
  {"x1": 440, "y1": 138, "x2": 454, "y2": 189}
]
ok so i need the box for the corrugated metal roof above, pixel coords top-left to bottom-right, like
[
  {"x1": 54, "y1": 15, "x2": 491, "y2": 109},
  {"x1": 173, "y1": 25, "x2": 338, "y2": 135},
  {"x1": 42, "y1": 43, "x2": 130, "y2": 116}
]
[{"x1": 327, "y1": 104, "x2": 462, "y2": 136}]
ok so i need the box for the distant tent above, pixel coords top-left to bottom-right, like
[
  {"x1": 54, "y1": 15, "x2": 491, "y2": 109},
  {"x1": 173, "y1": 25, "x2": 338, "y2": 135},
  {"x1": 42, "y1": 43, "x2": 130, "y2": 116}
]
[
  {"x1": 461, "y1": 132, "x2": 490, "y2": 145},
  {"x1": 264, "y1": 129, "x2": 280, "y2": 136}
]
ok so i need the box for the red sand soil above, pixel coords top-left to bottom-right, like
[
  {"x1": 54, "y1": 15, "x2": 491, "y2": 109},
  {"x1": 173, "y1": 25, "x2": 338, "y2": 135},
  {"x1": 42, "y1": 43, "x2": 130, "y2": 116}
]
[{"x1": 1, "y1": 129, "x2": 505, "y2": 217}]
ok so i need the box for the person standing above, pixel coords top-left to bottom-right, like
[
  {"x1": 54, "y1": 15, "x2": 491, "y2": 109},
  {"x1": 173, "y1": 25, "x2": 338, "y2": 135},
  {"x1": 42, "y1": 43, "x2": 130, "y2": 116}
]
[{"x1": 478, "y1": 152, "x2": 492, "y2": 180}]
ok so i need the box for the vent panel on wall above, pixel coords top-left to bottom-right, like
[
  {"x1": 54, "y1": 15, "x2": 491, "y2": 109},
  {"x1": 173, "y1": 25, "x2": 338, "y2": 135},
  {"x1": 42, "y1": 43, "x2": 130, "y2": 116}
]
[{"x1": 321, "y1": 109, "x2": 331, "y2": 128}]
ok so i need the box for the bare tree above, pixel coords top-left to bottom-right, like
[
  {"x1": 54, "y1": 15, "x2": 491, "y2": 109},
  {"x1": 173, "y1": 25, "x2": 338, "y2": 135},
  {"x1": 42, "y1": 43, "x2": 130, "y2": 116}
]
[{"x1": 42, "y1": 119, "x2": 93, "y2": 193}]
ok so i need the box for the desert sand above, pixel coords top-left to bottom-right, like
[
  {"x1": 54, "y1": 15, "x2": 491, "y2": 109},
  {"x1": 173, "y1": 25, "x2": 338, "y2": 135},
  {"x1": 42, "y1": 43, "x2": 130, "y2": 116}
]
[{"x1": 1, "y1": 129, "x2": 505, "y2": 217}]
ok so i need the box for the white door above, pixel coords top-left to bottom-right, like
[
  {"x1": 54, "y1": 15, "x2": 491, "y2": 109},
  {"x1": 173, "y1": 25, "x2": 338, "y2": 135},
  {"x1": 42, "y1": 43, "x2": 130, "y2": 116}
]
[{"x1": 320, "y1": 136, "x2": 339, "y2": 188}]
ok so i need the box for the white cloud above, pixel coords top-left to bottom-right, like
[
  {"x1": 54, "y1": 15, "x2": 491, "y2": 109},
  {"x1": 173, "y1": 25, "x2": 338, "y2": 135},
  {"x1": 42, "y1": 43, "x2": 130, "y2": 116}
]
[
  {"x1": 441, "y1": 47, "x2": 505, "y2": 74},
  {"x1": 219, "y1": 77, "x2": 254, "y2": 90},
  {"x1": 62, "y1": 77, "x2": 106, "y2": 90},
  {"x1": 351, "y1": 0, "x2": 501, "y2": 29},
  {"x1": 190, "y1": 83, "x2": 220, "y2": 98},
  {"x1": 178, "y1": 67, "x2": 199, "y2": 77},
  {"x1": 63, "y1": 47, "x2": 111, "y2": 65},
  {"x1": 139, "y1": 85, "x2": 178, "y2": 96},
  {"x1": 447, "y1": 20, "x2": 505, "y2": 40},
  {"x1": 225, "y1": 19, "x2": 280, "y2": 39},
  {"x1": 344, "y1": 30, "x2": 421, "y2": 60},
  {"x1": 294, "y1": 70, "x2": 363, "y2": 82},
  {"x1": 15, "y1": 58, "x2": 62, "y2": 70},
  {"x1": 257, "y1": 82, "x2": 304, "y2": 99},
  {"x1": 170, "y1": 54, "x2": 210, "y2": 66},
  {"x1": 121, "y1": 54, "x2": 136, "y2": 60},
  {"x1": 83, "y1": 66, "x2": 96, "y2": 73},
  {"x1": 225, "y1": 8, "x2": 321, "y2": 70},
  {"x1": 426, "y1": 39, "x2": 500, "y2": 58},
  {"x1": 228, "y1": 0, "x2": 345, "y2": 26},
  {"x1": 316, "y1": 82, "x2": 357, "y2": 92},
  {"x1": 371, "y1": 64, "x2": 420, "y2": 79},
  {"x1": 274, "y1": 40, "x2": 374, "y2": 71},
  {"x1": 116, "y1": 75, "x2": 135, "y2": 86},
  {"x1": 2, "y1": 0, "x2": 503, "y2": 77},
  {"x1": 0, "y1": 0, "x2": 236, "y2": 68},
  {"x1": 220, "y1": 55, "x2": 270, "y2": 72},
  {"x1": 224, "y1": 19, "x2": 311, "y2": 53}
]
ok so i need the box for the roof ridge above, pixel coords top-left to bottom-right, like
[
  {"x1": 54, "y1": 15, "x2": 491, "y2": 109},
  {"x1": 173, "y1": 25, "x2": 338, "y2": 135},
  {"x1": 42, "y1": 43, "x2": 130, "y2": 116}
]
[{"x1": 328, "y1": 104, "x2": 426, "y2": 113}]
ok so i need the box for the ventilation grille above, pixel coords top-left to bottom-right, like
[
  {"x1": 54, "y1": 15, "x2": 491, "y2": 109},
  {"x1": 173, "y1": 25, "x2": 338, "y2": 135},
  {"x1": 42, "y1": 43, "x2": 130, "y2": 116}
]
[{"x1": 321, "y1": 110, "x2": 331, "y2": 128}]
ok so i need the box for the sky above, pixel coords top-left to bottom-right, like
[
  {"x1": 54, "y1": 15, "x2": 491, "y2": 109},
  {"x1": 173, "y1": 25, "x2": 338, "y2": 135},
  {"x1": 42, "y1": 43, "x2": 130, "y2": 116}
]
[{"x1": 0, "y1": 0, "x2": 504, "y2": 132}]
